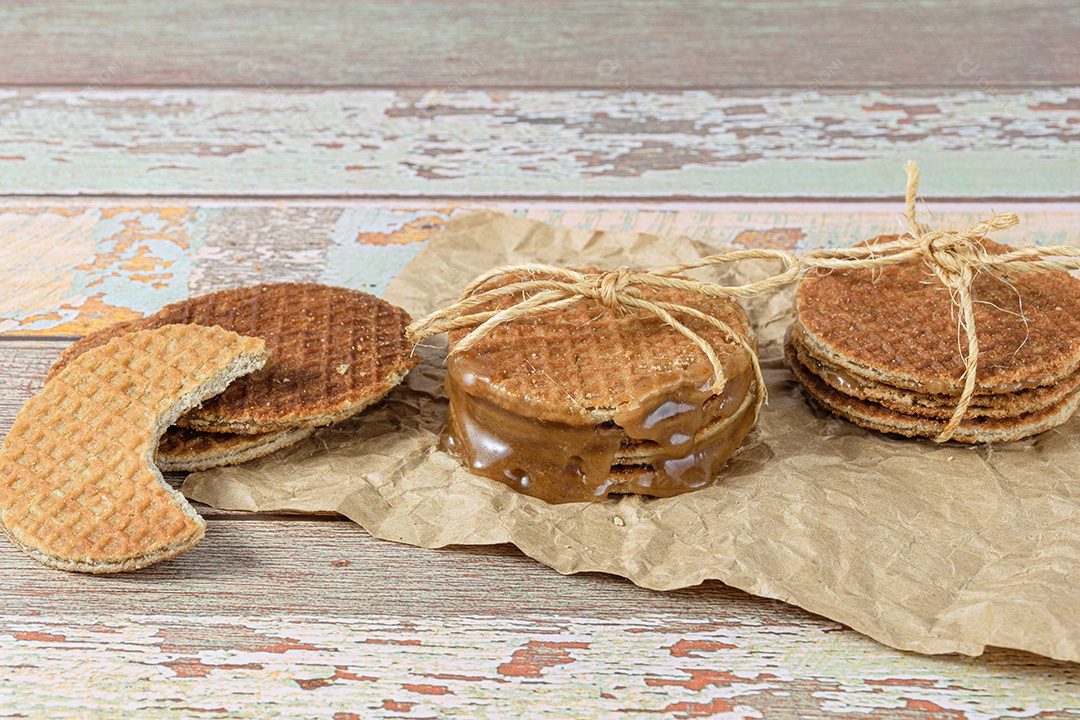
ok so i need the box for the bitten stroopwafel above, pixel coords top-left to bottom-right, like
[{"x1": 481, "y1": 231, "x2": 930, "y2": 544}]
[
  {"x1": 49, "y1": 283, "x2": 417, "y2": 467},
  {"x1": 789, "y1": 234, "x2": 1080, "y2": 443},
  {"x1": 0, "y1": 324, "x2": 267, "y2": 573},
  {"x1": 413, "y1": 266, "x2": 772, "y2": 504}
]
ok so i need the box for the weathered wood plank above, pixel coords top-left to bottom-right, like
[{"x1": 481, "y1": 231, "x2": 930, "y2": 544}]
[
  {"x1": 4, "y1": 201, "x2": 1079, "y2": 337},
  {"x1": 0, "y1": 339, "x2": 53, "y2": 432},
  {"x1": 0, "y1": 1, "x2": 1076, "y2": 89},
  {"x1": 0, "y1": 518, "x2": 801, "y2": 619},
  {"x1": 0, "y1": 89, "x2": 1077, "y2": 198},
  {"x1": 0, "y1": 520, "x2": 1078, "y2": 715},
  {"x1": 1, "y1": 611, "x2": 1077, "y2": 719}
]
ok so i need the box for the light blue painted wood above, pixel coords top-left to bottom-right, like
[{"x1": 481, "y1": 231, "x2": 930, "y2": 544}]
[
  {"x1": 3, "y1": 201, "x2": 1077, "y2": 336},
  {"x1": 0, "y1": 89, "x2": 1077, "y2": 198}
]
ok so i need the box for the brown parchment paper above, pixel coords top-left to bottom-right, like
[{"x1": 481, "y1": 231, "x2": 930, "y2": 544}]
[{"x1": 183, "y1": 211, "x2": 1080, "y2": 663}]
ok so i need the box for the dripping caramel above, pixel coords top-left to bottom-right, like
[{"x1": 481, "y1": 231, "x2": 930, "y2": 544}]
[{"x1": 442, "y1": 356, "x2": 758, "y2": 504}]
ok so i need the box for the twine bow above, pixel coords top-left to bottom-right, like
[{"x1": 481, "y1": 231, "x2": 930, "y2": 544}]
[
  {"x1": 407, "y1": 250, "x2": 801, "y2": 421},
  {"x1": 804, "y1": 161, "x2": 1080, "y2": 442}
]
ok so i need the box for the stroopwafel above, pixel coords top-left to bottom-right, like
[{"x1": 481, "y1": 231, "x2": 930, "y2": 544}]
[
  {"x1": 49, "y1": 283, "x2": 417, "y2": 463},
  {"x1": 0, "y1": 324, "x2": 267, "y2": 573},
  {"x1": 441, "y1": 269, "x2": 762, "y2": 503},
  {"x1": 156, "y1": 425, "x2": 317, "y2": 472},
  {"x1": 789, "y1": 236, "x2": 1080, "y2": 442}
]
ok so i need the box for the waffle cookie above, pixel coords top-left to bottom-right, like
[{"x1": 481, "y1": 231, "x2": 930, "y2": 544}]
[
  {"x1": 442, "y1": 269, "x2": 762, "y2": 504},
  {"x1": 0, "y1": 324, "x2": 267, "y2": 573},
  {"x1": 788, "y1": 236, "x2": 1080, "y2": 443},
  {"x1": 156, "y1": 425, "x2": 317, "y2": 472},
  {"x1": 49, "y1": 283, "x2": 417, "y2": 436}
]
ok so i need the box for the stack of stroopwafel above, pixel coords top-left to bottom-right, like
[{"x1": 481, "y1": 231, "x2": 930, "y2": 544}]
[
  {"x1": 50, "y1": 283, "x2": 417, "y2": 470},
  {"x1": 441, "y1": 269, "x2": 762, "y2": 504},
  {"x1": 786, "y1": 236, "x2": 1080, "y2": 443}
]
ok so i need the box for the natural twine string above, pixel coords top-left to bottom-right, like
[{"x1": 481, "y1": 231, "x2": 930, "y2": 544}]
[
  {"x1": 408, "y1": 162, "x2": 1080, "y2": 443},
  {"x1": 804, "y1": 161, "x2": 1080, "y2": 442},
  {"x1": 407, "y1": 249, "x2": 801, "y2": 422}
]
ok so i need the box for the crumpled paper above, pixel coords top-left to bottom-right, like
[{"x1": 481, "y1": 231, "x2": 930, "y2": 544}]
[{"x1": 183, "y1": 210, "x2": 1080, "y2": 663}]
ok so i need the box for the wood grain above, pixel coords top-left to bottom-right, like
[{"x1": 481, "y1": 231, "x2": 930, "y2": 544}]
[
  {"x1": 1, "y1": 612, "x2": 1077, "y2": 718},
  {"x1": 0, "y1": 89, "x2": 1078, "y2": 198},
  {"x1": 0, "y1": 1, "x2": 1077, "y2": 89},
  {"x1": 0, "y1": 522, "x2": 1078, "y2": 717},
  {"x1": 0, "y1": 518, "x2": 793, "y2": 618}
]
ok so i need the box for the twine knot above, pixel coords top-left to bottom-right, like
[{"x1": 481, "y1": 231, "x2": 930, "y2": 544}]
[
  {"x1": 409, "y1": 250, "x2": 801, "y2": 425},
  {"x1": 804, "y1": 160, "x2": 1080, "y2": 442},
  {"x1": 596, "y1": 267, "x2": 634, "y2": 309},
  {"x1": 919, "y1": 231, "x2": 984, "y2": 281}
]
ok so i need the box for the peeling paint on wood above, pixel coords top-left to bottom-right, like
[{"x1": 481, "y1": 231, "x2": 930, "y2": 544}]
[
  {"x1": 0, "y1": 89, "x2": 1077, "y2": 197},
  {"x1": 0, "y1": 613, "x2": 1077, "y2": 718},
  {"x1": 0, "y1": 204, "x2": 438, "y2": 334},
  {"x1": 2, "y1": 201, "x2": 1078, "y2": 337}
]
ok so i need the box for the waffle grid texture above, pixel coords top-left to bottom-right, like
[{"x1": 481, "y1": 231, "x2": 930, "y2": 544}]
[
  {"x1": 447, "y1": 271, "x2": 754, "y2": 424},
  {"x1": 789, "y1": 236, "x2": 1080, "y2": 442},
  {"x1": 49, "y1": 283, "x2": 417, "y2": 434},
  {"x1": 155, "y1": 425, "x2": 317, "y2": 472},
  {"x1": 0, "y1": 324, "x2": 267, "y2": 573},
  {"x1": 796, "y1": 236, "x2": 1080, "y2": 394}
]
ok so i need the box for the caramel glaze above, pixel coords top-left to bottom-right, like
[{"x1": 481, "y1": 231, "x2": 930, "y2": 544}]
[{"x1": 442, "y1": 360, "x2": 758, "y2": 504}]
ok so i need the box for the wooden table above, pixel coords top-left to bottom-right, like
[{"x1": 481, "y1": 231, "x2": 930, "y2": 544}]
[{"x1": 1, "y1": 2, "x2": 1079, "y2": 716}]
